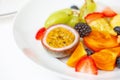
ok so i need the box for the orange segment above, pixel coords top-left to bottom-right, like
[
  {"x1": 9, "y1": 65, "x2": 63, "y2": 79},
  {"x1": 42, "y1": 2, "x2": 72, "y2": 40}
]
[
  {"x1": 66, "y1": 42, "x2": 87, "y2": 67},
  {"x1": 91, "y1": 47, "x2": 120, "y2": 71}
]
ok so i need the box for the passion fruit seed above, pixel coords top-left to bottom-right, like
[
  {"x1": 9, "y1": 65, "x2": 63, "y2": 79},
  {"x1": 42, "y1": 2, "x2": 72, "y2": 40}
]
[{"x1": 46, "y1": 27, "x2": 75, "y2": 48}]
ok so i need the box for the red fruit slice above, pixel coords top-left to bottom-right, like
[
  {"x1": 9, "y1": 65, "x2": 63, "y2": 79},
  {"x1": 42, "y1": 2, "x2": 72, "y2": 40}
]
[
  {"x1": 85, "y1": 12, "x2": 104, "y2": 23},
  {"x1": 102, "y1": 7, "x2": 117, "y2": 17},
  {"x1": 35, "y1": 27, "x2": 46, "y2": 40},
  {"x1": 75, "y1": 56, "x2": 98, "y2": 75}
]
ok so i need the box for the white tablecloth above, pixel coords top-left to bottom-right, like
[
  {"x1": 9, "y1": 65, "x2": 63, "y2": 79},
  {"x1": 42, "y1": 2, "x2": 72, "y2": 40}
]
[{"x1": 0, "y1": 4, "x2": 62, "y2": 80}]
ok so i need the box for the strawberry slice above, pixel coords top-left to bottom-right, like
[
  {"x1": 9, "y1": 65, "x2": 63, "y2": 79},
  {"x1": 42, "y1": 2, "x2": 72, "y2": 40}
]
[
  {"x1": 35, "y1": 27, "x2": 46, "y2": 40},
  {"x1": 75, "y1": 56, "x2": 98, "y2": 75},
  {"x1": 102, "y1": 7, "x2": 117, "y2": 17},
  {"x1": 85, "y1": 12, "x2": 104, "y2": 23}
]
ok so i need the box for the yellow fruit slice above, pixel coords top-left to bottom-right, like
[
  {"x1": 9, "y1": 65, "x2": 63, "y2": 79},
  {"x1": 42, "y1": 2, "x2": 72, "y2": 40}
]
[
  {"x1": 110, "y1": 14, "x2": 120, "y2": 28},
  {"x1": 66, "y1": 42, "x2": 87, "y2": 67},
  {"x1": 89, "y1": 18, "x2": 116, "y2": 35}
]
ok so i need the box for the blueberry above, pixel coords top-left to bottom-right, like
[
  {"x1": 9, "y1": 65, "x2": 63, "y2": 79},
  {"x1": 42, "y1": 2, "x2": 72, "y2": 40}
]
[
  {"x1": 70, "y1": 5, "x2": 79, "y2": 10},
  {"x1": 116, "y1": 57, "x2": 120, "y2": 68},
  {"x1": 113, "y1": 26, "x2": 120, "y2": 35},
  {"x1": 85, "y1": 48, "x2": 94, "y2": 56}
]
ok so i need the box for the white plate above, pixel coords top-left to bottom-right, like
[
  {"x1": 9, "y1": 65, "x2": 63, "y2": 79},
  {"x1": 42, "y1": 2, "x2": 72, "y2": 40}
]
[
  {"x1": 13, "y1": 0, "x2": 120, "y2": 80},
  {"x1": 0, "y1": 0, "x2": 29, "y2": 16}
]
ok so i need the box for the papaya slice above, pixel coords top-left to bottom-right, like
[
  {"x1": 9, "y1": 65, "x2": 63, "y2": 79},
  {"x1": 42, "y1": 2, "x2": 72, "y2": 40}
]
[
  {"x1": 91, "y1": 47, "x2": 120, "y2": 71},
  {"x1": 83, "y1": 30, "x2": 119, "y2": 51}
]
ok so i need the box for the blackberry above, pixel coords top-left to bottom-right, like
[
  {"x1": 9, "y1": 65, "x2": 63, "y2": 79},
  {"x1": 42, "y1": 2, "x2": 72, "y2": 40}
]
[
  {"x1": 70, "y1": 5, "x2": 79, "y2": 10},
  {"x1": 113, "y1": 26, "x2": 120, "y2": 35},
  {"x1": 74, "y1": 23, "x2": 92, "y2": 37},
  {"x1": 85, "y1": 48, "x2": 94, "y2": 56},
  {"x1": 116, "y1": 56, "x2": 120, "y2": 68}
]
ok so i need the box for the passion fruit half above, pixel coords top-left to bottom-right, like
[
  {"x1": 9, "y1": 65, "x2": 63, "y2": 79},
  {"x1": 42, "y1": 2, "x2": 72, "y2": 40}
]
[{"x1": 41, "y1": 24, "x2": 80, "y2": 58}]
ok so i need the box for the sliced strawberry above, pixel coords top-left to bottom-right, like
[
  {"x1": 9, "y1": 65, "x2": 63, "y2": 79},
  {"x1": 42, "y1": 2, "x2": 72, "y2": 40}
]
[
  {"x1": 75, "y1": 56, "x2": 98, "y2": 75},
  {"x1": 102, "y1": 7, "x2": 117, "y2": 17},
  {"x1": 85, "y1": 12, "x2": 104, "y2": 23},
  {"x1": 35, "y1": 27, "x2": 46, "y2": 40}
]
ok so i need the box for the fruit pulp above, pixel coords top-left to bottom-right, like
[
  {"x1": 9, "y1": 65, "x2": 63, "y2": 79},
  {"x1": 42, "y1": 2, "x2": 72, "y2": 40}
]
[{"x1": 46, "y1": 27, "x2": 75, "y2": 48}]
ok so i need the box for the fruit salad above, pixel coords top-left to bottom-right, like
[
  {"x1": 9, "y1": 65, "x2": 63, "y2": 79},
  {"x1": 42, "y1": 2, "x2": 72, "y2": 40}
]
[{"x1": 35, "y1": 0, "x2": 120, "y2": 75}]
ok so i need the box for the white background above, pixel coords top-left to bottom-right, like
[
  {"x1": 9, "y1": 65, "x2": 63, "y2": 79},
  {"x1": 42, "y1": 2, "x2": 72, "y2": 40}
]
[
  {"x1": 0, "y1": 0, "x2": 62, "y2": 80},
  {"x1": 0, "y1": 14, "x2": 62, "y2": 80}
]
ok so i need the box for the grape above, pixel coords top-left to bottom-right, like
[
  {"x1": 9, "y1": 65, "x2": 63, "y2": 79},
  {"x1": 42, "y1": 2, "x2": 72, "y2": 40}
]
[
  {"x1": 67, "y1": 15, "x2": 79, "y2": 28},
  {"x1": 45, "y1": 8, "x2": 73, "y2": 28},
  {"x1": 44, "y1": 0, "x2": 96, "y2": 28}
]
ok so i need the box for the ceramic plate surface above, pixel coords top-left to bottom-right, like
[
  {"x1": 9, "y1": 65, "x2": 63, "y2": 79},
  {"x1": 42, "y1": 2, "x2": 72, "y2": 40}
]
[{"x1": 13, "y1": 0, "x2": 120, "y2": 80}]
